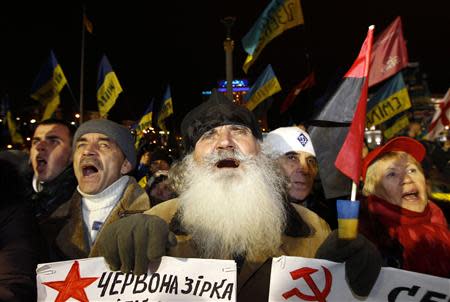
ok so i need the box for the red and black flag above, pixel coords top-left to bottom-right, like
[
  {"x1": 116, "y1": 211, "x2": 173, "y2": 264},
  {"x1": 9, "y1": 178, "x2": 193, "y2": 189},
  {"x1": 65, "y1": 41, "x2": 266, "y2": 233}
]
[
  {"x1": 308, "y1": 26, "x2": 374, "y2": 198},
  {"x1": 280, "y1": 71, "x2": 315, "y2": 114}
]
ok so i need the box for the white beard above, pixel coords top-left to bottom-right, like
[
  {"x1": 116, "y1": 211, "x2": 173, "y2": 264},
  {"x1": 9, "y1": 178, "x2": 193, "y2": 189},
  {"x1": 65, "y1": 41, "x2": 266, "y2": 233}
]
[{"x1": 178, "y1": 150, "x2": 287, "y2": 261}]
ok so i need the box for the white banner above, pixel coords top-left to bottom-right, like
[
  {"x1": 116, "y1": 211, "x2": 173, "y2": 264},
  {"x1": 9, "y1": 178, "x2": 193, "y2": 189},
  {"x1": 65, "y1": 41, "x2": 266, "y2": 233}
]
[
  {"x1": 269, "y1": 256, "x2": 450, "y2": 302},
  {"x1": 37, "y1": 256, "x2": 237, "y2": 302}
]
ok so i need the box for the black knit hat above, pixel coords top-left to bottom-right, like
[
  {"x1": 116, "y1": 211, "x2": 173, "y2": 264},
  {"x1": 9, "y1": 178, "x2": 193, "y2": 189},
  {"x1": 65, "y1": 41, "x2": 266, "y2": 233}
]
[{"x1": 180, "y1": 92, "x2": 262, "y2": 152}]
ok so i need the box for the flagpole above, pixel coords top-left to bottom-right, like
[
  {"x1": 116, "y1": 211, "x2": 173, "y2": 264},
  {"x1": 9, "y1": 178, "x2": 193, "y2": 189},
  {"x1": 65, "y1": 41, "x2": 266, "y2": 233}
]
[
  {"x1": 79, "y1": 5, "x2": 87, "y2": 123},
  {"x1": 351, "y1": 181, "x2": 357, "y2": 201},
  {"x1": 64, "y1": 81, "x2": 80, "y2": 112}
]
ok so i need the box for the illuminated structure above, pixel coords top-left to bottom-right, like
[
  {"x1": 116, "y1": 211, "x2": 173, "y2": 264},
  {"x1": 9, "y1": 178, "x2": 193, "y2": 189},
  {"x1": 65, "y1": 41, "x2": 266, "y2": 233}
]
[{"x1": 218, "y1": 79, "x2": 250, "y2": 105}]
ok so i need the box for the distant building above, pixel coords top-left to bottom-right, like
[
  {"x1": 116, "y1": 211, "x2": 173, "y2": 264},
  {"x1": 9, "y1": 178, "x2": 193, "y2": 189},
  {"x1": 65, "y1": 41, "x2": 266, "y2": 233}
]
[{"x1": 202, "y1": 79, "x2": 250, "y2": 104}]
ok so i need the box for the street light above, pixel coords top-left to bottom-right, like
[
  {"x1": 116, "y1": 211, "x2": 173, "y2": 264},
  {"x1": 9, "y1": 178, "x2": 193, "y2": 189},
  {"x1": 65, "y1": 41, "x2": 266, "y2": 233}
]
[{"x1": 365, "y1": 129, "x2": 383, "y2": 150}]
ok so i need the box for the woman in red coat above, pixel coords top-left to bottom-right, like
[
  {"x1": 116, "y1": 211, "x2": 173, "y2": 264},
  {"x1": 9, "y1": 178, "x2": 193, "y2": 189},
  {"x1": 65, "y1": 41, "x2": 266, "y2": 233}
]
[{"x1": 359, "y1": 137, "x2": 450, "y2": 278}]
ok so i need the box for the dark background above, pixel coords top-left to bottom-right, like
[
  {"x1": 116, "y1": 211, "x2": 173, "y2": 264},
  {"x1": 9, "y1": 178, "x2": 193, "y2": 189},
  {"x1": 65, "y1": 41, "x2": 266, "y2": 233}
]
[{"x1": 1, "y1": 1, "x2": 449, "y2": 131}]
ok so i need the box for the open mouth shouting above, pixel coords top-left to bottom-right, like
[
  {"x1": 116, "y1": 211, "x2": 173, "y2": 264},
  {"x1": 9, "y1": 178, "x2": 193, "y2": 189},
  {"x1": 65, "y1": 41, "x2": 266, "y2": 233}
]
[
  {"x1": 82, "y1": 164, "x2": 99, "y2": 177},
  {"x1": 35, "y1": 155, "x2": 47, "y2": 173},
  {"x1": 216, "y1": 158, "x2": 240, "y2": 168},
  {"x1": 402, "y1": 190, "x2": 420, "y2": 201},
  {"x1": 79, "y1": 158, "x2": 102, "y2": 178}
]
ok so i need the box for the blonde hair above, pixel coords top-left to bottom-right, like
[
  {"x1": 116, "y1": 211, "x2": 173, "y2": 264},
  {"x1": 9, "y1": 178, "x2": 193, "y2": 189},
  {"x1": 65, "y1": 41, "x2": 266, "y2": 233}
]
[{"x1": 362, "y1": 151, "x2": 424, "y2": 196}]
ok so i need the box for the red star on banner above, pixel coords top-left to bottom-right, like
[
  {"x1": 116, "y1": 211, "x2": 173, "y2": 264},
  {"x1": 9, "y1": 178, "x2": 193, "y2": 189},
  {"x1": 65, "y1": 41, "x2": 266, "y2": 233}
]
[{"x1": 43, "y1": 260, "x2": 98, "y2": 302}]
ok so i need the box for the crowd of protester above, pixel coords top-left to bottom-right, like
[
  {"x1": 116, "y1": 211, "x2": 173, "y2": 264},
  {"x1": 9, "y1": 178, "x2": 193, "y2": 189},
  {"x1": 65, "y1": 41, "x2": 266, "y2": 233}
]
[{"x1": 0, "y1": 92, "x2": 448, "y2": 301}]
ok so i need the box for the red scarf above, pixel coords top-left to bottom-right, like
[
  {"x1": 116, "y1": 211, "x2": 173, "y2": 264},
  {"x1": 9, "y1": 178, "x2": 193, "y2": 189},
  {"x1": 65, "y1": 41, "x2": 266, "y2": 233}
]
[{"x1": 367, "y1": 195, "x2": 450, "y2": 277}]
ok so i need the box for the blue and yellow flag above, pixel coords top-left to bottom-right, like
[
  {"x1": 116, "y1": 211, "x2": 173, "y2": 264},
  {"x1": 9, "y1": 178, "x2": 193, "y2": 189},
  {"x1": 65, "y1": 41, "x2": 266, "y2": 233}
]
[
  {"x1": 366, "y1": 73, "x2": 411, "y2": 128},
  {"x1": 244, "y1": 64, "x2": 281, "y2": 111},
  {"x1": 157, "y1": 85, "x2": 173, "y2": 131},
  {"x1": 97, "y1": 55, "x2": 123, "y2": 117},
  {"x1": 1, "y1": 95, "x2": 23, "y2": 144},
  {"x1": 30, "y1": 50, "x2": 67, "y2": 121},
  {"x1": 242, "y1": 0, "x2": 304, "y2": 73},
  {"x1": 134, "y1": 100, "x2": 154, "y2": 148},
  {"x1": 383, "y1": 113, "x2": 410, "y2": 140}
]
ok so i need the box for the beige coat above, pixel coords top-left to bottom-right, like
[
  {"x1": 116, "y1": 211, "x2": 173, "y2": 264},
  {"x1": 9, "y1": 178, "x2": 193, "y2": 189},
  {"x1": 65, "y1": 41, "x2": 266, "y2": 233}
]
[
  {"x1": 145, "y1": 198, "x2": 331, "y2": 301},
  {"x1": 44, "y1": 177, "x2": 151, "y2": 260}
]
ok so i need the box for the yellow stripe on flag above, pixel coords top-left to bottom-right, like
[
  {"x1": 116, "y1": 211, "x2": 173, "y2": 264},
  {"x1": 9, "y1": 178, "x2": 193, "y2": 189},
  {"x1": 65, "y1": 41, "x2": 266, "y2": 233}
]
[
  {"x1": 383, "y1": 115, "x2": 410, "y2": 139},
  {"x1": 245, "y1": 77, "x2": 281, "y2": 111},
  {"x1": 30, "y1": 64, "x2": 67, "y2": 103},
  {"x1": 366, "y1": 87, "x2": 411, "y2": 128},
  {"x1": 97, "y1": 72, "x2": 123, "y2": 117}
]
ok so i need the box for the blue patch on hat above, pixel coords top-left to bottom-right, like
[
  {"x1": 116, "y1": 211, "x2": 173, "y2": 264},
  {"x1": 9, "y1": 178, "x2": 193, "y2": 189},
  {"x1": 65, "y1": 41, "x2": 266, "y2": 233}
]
[{"x1": 297, "y1": 133, "x2": 308, "y2": 146}]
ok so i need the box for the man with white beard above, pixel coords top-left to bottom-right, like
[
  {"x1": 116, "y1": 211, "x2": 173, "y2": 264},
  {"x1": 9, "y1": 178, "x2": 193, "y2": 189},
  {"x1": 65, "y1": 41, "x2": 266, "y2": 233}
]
[{"x1": 97, "y1": 93, "x2": 381, "y2": 301}]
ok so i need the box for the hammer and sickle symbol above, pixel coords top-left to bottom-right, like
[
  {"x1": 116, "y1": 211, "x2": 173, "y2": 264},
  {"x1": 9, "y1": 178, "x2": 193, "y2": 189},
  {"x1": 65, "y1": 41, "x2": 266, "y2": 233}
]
[{"x1": 282, "y1": 266, "x2": 332, "y2": 302}]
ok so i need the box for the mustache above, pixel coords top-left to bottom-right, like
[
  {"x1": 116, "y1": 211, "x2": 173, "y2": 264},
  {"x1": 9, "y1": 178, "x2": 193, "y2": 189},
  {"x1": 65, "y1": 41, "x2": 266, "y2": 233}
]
[
  {"x1": 79, "y1": 157, "x2": 103, "y2": 170},
  {"x1": 202, "y1": 149, "x2": 252, "y2": 165}
]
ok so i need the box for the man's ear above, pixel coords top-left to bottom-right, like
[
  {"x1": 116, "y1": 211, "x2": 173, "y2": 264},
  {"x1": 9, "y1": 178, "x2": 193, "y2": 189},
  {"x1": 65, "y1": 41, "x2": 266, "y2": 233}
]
[{"x1": 120, "y1": 159, "x2": 133, "y2": 175}]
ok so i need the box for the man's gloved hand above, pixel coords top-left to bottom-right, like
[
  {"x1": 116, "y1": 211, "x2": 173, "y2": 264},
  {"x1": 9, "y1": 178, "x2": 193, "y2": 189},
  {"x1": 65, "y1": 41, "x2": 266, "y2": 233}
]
[
  {"x1": 97, "y1": 214, "x2": 177, "y2": 275},
  {"x1": 315, "y1": 230, "x2": 381, "y2": 297}
]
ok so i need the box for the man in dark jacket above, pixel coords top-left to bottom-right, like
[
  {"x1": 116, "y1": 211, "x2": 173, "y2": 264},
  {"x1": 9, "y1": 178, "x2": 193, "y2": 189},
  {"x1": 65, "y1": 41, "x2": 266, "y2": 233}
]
[
  {"x1": 265, "y1": 126, "x2": 338, "y2": 229},
  {"x1": 28, "y1": 118, "x2": 77, "y2": 223},
  {"x1": 97, "y1": 93, "x2": 381, "y2": 301},
  {"x1": 0, "y1": 157, "x2": 39, "y2": 301},
  {"x1": 44, "y1": 119, "x2": 151, "y2": 261}
]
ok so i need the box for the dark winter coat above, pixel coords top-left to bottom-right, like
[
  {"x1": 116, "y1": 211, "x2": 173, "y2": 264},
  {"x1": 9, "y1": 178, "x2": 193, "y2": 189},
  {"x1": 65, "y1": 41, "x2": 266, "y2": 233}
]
[
  {"x1": 42, "y1": 177, "x2": 151, "y2": 261},
  {"x1": 0, "y1": 158, "x2": 39, "y2": 302},
  {"x1": 145, "y1": 199, "x2": 331, "y2": 302}
]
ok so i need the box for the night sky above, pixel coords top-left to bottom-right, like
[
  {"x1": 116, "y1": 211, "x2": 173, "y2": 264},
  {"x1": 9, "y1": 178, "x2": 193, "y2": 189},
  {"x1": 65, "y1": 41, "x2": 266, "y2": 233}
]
[{"x1": 2, "y1": 1, "x2": 449, "y2": 130}]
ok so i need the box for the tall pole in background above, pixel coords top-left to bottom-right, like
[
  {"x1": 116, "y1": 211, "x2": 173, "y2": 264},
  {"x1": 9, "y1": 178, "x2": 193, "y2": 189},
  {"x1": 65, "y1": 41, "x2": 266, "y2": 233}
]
[
  {"x1": 222, "y1": 17, "x2": 235, "y2": 102},
  {"x1": 79, "y1": 5, "x2": 87, "y2": 123}
]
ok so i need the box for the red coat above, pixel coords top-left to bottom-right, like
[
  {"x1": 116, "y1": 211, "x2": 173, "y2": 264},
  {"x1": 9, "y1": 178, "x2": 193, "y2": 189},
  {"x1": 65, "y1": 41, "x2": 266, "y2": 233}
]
[{"x1": 359, "y1": 196, "x2": 450, "y2": 278}]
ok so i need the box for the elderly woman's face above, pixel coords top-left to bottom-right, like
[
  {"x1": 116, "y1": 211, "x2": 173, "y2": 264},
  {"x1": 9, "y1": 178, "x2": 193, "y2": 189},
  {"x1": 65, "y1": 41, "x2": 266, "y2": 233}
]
[{"x1": 374, "y1": 154, "x2": 427, "y2": 212}]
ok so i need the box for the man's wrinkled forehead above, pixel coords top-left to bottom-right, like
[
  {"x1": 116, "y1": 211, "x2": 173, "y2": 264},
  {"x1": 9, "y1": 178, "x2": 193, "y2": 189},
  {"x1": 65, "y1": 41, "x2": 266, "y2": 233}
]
[
  {"x1": 198, "y1": 124, "x2": 253, "y2": 140},
  {"x1": 76, "y1": 133, "x2": 118, "y2": 147}
]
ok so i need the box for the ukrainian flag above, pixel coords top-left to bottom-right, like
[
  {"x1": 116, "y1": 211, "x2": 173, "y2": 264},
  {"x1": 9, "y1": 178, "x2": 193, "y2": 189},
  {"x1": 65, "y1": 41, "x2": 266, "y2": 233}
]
[
  {"x1": 383, "y1": 114, "x2": 410, "y2": 139},
  {"x1": 366, "y1": 73, "x2": 411, "y2": 128},
  {"x1": 245, "y1": 64, "x2": 281, "y2": 111},
  {"x1": 1, "y1": 95, "x2": 23, "y2": 144},
  {"x1": 242, "y1": 0, "x2": 304, "y2": 73},
  {"x1": 97, "y1": 55, "x2": 123, "y2": 117},
  {"x1": 134, "y1": 100, "x2": 154, "y2": 148},
  {"x1": 30, "y1": 50, "x2": 67, "y2": 120},
  {"x1": 336, "y1": 199, "x2": 360, "y2": 239},
  {"x1": 157, "y1": 85, "x2": 173, "y2": 131}
]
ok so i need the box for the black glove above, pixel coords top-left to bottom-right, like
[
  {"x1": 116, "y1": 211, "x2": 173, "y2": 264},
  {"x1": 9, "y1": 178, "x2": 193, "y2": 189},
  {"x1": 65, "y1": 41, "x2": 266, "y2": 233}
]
[
  {"x1": 315, "y1": 230, "x2": 381, "y2": 297},
  {"x1": 97, "y1": 214, "x2": 177, "y2": 275}
]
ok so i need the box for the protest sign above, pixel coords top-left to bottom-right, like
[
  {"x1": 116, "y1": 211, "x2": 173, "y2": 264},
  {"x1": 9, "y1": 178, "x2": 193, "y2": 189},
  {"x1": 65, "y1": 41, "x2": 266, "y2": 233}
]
[
  {"x1": 269, "y1": 256, "x2": 449, "y2": 301},
  {"x1": 37, "y1": 256, "x2": 237, "y2": 302}
]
